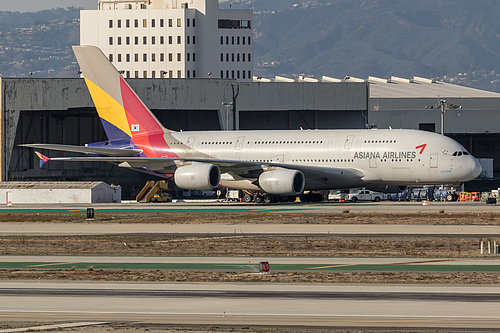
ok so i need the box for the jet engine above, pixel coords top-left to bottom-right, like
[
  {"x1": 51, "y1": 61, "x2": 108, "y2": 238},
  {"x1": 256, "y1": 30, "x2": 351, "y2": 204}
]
[
  {"x1": 174, "y1": 164, "x2": 221, "y2": 190},
  {"x1": 259, "y1": 169, "x2": 305, "y2": 196},
  {"x1": 367, "y1": 185, "x2": 408, "y2": 193}
]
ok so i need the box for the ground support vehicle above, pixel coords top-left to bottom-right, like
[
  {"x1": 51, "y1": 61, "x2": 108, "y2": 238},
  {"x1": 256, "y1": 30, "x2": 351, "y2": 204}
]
[{"x1": 347, "y1": 190, "x2": 384, "y2": 202}]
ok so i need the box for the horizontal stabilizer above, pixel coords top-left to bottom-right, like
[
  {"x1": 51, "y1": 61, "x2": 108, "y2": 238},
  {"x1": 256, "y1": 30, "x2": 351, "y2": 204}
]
[{"x1": 21, "y1": 144, "x2": 142, "y2": 157}]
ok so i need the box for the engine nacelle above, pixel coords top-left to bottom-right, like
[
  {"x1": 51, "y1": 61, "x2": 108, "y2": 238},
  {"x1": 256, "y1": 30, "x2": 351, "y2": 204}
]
[
  {"x1": 367, "y1": 185, "x2": 408, "y2": 193},
  {"x1": 259, "y1": 169, "x2": 305, "y2": 196},
  {"x1": 174, "y1": 164, "x2": 221, "y2": 190}
]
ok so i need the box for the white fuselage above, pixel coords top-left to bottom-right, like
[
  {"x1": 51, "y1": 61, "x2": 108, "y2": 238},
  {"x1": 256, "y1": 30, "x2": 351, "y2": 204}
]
[{"x1": 166, "y1": 128, "x2": 482, "y2": 190}]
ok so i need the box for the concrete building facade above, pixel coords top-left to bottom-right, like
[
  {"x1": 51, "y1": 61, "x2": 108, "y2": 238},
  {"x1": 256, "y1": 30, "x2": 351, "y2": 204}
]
[{"x1": 81, "y1": 0, "x2": 253, "y2": 81}]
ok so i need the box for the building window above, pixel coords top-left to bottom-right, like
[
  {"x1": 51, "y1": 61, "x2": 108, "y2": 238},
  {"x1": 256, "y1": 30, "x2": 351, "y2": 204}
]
[
  {"x1": 242, "y1": 37, "x2": 245, "y2": 45},
  {"x1": 135, "y1": 36, "x2": 139, "y2": 45},
  {"x1": 135, "y1": 53, "x2": 139, "y2": 62},
  {"x1": 177, "y1": 36, "x2": 181, "y2": 44},
  {"x1": 135, "y1": 71, "x2": 139, "y2": 78},
  {"x1": 248, "y1": 53, "x2": 251, "y2": 62},
  {"x1": 126, "y1": 36, "x2": 130, "y2": 45},
  {"x1": 237, "y1": 70, "x2": 240, "y2": 79},
  {"x1": 168, "y1": 19, "x2": 172, "y2": 27},
  {"x1": 109, "y1": 37, "x2": 113, "y2": 45},
  {"x1": 419, "y1": 123, "x2": 436, "y2": 132},
  {"x1": 187, "y1": 18, "x2": 190, "y2": 27},
  {"x1": 226, "y1": 53, "x2": 229, "y2": 62},
  {"x1": 193, "y1": 70, "x2": 196, "y2": 78},
  {"x1": 168, "y1": 36, "x2": 172, "y2": 44},
  {"x1": 220, "y1": 53, "x2": 223, "y2": 62},
  {"x1": 160, "y1": 36, "x2": 164, "y2": 44},
  {"x1": 160, "y1": 53, "x2": 164, "y2": 62},
  {"x1": 126, "y1": 71, "x2": 130, "y2": 78},
  {"x1": 143, "y1": 19, "x2": 147, "y2": 28},
  {"x1": 143, "y1": 53, "x2": 147, "y2": 62},
  {"x1": 226, "y1": 70, "x2": 229, "y2": 78},
  {"x1": 193, "y1": 19, "x2": 196, "y2": 27},
  {"x1": 193, "y1": 53, "x2": 196, "y2": 61},
  {"x1": 134, "y1": 19, "x2": 138, "y2": 28},
  {"x1": 151, "y1": 19, "x2": 155, "y2": 28},
  {"x1": 152, "y1": 36, "x2": 156, "y2": 44},
  {"x1": 126, "y1": 19, "x2": 130, "y2": 28},
  {"x1": 152, "y1": 71, "x2": 156, "y2": 78},
  {"x1": 237, "y1": 36, "x2": 240, "y2": 45},
  {"x1": 117, "y1": 20, "x2": 121, "y2": 28},
  {"x1": 117, "y1": 54, "x2": 122, "y2": 62},
  {"x1": 242, "y1": 53, "x2": 246, "y2": 62},
  {"x1": 187, "y1": 36, "x2": 190, "y2": 44},
  {"x1": 187, "y1": 53, "x2": 190, "y2": 62},
  {"x1": 248, "y1": 36, "x2": 251, "y2": 45},
  {"x1": 109, "y1": 20, "x2": 113, "y2": 28},
  {"x1": 117, "y1": 37, "x2": 122, "y2": 45},
  {"x1": 169, "y1": 70, "x2": 173, "y2": 78},
  {"x1": 232, "y1": 53, "x2": 234, "y2": 62},
  {"x1": 243, "y1": 70, "x2": 246, "y2": 79},
  {"x1": 187, "y1": 70, "x2": 190, "y2": 78},
  {"x1": 160, "y1": 19, "x2": 164, "y2": 27},
  {"x1": 232, "y1": 36, "x2": 234, "y2": 45},
  {"x1": 177, "y1": 19, "x2": 181, "y2": 27},
  {"x1": 232, "y1": 70, "x2": 234, "y2": 79},
  {"x1": 177, "y1": 53, "x2": 181, "y2": 61},
  {"x1": 168, "y1": 53, "x2": 172, "y2": 62},
  {"x1": 226, "y1": 36, "x2": 229, "y2": 44},
  {"x1": 143, "y1": 36, "x2": 147, "y2": 44},
  {"x1": 126, "y1": 54, "x2": 130, "y2": 62},
  {"x1": 177, "y1": 70, "x2": 181, "y2": 78},
  {"x1": 220, "y1": 36, "x2": 223, "y2": 45},
  {"x1": 143, "y1": 71, "x2": 147, "y2": 78},
  {"x1": 152, "y1": 53, "x2": 156, "y2": 62},
  {"x1": 109, "y1": 54, "x2": 113, "y2": 62},
  {"x1": 248, "y1": 70, "x2": 251, "y2": 78},
  {"x1": 220, "y1": 70, "x2": 223, "y2": 78},
  {"x1": 237, "y1": 53, "x2": 240, "y2": 62},
  {"x1": 193, "y1": 36, "x2": 196, "y2": 44}
]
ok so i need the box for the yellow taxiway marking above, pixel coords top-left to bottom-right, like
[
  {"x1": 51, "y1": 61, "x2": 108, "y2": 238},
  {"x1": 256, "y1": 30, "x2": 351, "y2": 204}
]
[
  {"x1": 27, "y1": 262, "x2": 78, "y2": 268},
  {"x1": 308, "y1": 264, "x2": 354, "y2": 270}
]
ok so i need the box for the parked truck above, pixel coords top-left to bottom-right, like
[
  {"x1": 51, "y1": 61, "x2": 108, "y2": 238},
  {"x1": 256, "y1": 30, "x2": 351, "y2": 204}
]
[{"x1": 347, "y1": 190, "x2": 384, "y2": 202}]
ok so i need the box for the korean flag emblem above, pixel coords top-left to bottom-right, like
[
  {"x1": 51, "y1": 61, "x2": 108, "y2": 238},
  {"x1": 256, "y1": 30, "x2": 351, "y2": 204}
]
[{"x1": 131, "y1": 124, "x2": 140, "y2": 132}]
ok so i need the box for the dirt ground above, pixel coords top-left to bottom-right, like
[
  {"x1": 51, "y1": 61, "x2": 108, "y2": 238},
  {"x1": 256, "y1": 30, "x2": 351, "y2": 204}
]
[{"x1": 1, "y1": 212, "x2": 500, "y2": 284}]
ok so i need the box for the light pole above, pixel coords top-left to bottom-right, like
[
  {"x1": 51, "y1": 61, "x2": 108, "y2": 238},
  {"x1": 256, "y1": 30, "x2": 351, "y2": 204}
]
[
  {"x1": 222, "y1": 102, "x2": 233, "y2": 131},
  {"x1": 426, "y1": 99, "x2": 462, "y2": 135}
]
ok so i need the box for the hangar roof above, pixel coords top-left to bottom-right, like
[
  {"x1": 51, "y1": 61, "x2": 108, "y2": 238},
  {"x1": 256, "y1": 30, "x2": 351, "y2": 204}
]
[
  {"x1": 368, "y1": 76, "x2": 500, "y2": 99},
  {"x1": 0, "y1": 182, "x2": 110, "y2": 189}
]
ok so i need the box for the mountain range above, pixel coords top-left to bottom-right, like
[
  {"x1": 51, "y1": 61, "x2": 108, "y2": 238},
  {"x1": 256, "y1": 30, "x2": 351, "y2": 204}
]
[{"x1": 1, "y1": 1, "x2": 500, "y2": 92}]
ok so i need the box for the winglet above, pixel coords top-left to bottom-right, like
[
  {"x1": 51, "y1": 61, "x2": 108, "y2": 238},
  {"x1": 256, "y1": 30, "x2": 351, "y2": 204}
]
[{"x1": 35, "y1": 151, "x2": 51, "y2": 168}]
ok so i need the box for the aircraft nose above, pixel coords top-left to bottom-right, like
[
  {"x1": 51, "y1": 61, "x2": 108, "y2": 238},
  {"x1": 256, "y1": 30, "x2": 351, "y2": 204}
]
[{"x1": 471, "y1": 157, "x2": 482, "y2": 179}]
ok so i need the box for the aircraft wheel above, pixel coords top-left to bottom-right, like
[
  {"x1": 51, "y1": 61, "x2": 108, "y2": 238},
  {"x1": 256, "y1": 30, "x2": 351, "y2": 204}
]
[
  {"x1": 254, "y1": 194, "x2": 263, "y2": 203},
  {"x1": 314, "y1": 193, "x2": 323, "y2": 202},
  {"x1": 289, "y1": 196, "x2": 297, "y2": 202},
  {"x1": 263, "y1": 193, "x2": 272, "y2": 204},
  {"x1": 243, "y1": 194, "x2": 253, "y2": 203}
]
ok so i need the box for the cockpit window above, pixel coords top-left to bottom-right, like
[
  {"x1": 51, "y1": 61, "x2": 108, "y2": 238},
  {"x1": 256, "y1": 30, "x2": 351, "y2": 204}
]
[{"x1": 453, "y1": 151, "x2": 469, "y2": 156}]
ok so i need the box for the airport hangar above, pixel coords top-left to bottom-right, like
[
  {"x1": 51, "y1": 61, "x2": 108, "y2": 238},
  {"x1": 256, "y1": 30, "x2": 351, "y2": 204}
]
[{"x1": 0, "y1": 75, "x2": 498, "y2": 198}]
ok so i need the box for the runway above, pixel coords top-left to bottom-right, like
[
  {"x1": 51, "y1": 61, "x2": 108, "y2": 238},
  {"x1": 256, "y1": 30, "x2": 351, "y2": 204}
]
[
  {"x1": 2, "y1": 282, "x2": 500, "y2": 329},
  {"x1": 1, "y1": 222, "x2": 499, "y2": 236}
]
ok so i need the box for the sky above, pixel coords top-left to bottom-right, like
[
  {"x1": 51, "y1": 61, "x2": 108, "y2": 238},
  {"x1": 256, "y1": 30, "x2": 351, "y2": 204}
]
[
  {"x1": 0, "y1": 0, "x2": 98, "y2": 12},
  {"x1": 0, "y1": 0, "x2": 229, "y2": 12}
]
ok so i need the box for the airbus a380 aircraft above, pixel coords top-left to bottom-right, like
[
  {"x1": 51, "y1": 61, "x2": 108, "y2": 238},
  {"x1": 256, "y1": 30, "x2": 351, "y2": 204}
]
[{"x1": 23, "y1": 46, "x2": 482, "y2": 202}]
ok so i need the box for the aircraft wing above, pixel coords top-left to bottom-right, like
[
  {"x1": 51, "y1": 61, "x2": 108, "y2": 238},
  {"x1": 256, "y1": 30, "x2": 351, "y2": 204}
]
[
  {"x1": 36, "y1": 155, "x2": 366, "y2": 188},
  {"x1": 20, "y1": 144, "x2": 142, "y2": 157}
]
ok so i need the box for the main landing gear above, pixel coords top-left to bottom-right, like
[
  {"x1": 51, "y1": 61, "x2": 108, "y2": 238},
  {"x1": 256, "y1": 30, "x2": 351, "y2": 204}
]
[
  {"x1": 299, "y1": 192, "x2": 323, "y2": 203},
  {"x1": 243, "y1": 192, "x2": 296, "y2": 203}
]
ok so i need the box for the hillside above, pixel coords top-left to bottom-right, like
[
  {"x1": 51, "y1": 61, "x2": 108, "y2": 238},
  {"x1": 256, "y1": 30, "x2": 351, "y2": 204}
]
[
  {"x1": 224, "y1": 0, "x2": 500, "y2": 92},
  {"x1": 0, "y1": 2, "x2": 500, "y2": 92}
]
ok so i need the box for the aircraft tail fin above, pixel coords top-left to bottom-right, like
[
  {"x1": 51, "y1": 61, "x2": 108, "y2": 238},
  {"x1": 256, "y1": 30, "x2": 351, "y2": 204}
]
[{"x1": 72, "y1": 46, "x2": 169, "y2": 143}]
